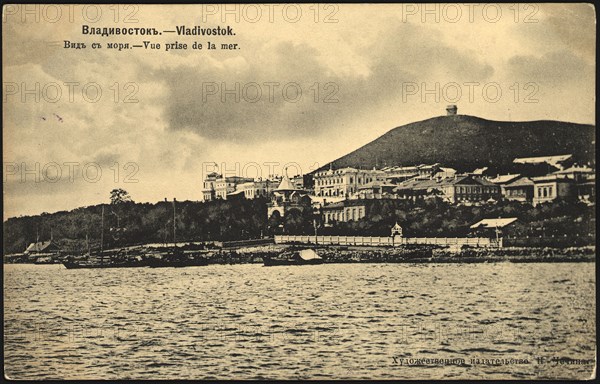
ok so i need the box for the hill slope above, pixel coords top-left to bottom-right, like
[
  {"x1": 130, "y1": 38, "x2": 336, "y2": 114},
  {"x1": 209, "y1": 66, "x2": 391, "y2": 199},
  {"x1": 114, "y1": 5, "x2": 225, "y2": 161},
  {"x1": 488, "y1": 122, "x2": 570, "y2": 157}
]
[{"x1": 320, "y1": 115, "x2": 595, "y2": 172}]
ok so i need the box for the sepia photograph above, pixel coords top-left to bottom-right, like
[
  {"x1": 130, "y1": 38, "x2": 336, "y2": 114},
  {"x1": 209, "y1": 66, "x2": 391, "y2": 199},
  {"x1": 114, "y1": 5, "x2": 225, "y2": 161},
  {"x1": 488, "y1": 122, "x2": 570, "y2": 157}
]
[{"x1": 2, "y1": 2, "x2": 596, "y2": 380}]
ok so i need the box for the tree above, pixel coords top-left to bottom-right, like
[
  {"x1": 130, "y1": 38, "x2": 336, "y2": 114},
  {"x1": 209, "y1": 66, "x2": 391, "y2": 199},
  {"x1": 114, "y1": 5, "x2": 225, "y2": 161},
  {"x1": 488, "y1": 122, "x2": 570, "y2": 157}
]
[
  {"x1": 110, "y1": 189, "x2": 133, "y2": 205},
  {"x1": 268, "y1": 210, "x2": 282, "y2": 233},
  {"x1": 284, "y1": 209, "x2": 307, "y2": 234}
]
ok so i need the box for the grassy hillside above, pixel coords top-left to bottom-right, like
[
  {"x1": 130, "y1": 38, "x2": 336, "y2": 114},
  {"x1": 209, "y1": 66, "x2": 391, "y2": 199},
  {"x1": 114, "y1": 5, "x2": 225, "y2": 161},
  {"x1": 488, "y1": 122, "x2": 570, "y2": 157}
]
[{"x1": 321, "y1": 115, "x2": 595, "y2": 172}]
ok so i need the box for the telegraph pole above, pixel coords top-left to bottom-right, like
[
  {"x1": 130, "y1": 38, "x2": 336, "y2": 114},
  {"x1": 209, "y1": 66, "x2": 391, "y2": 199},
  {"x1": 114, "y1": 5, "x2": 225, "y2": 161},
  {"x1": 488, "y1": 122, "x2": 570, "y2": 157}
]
[
  {"x1": 173, "y1": 198, "x2": 176, "y2": 247},
  {"x1": 100, "y1": 205, "x2": 105, "y2": 256}
]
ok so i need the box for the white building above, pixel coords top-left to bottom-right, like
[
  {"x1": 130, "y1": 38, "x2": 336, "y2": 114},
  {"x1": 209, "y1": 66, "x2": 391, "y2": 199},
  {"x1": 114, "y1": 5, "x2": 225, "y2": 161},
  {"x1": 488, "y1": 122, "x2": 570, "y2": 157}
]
[{"x1": 314, "y1": 167, "x2": 386, "y2": 198}]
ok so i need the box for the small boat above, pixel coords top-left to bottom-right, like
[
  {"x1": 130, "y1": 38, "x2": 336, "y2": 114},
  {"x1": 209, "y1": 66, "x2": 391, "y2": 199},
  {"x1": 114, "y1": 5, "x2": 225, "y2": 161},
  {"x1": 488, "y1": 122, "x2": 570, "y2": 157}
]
[
  {"x1": 33, "y1": 257, "x2": 55, "y2": 264},
  {"x1": 263, "y1": 248, "x2": 324, "y2": 266}
]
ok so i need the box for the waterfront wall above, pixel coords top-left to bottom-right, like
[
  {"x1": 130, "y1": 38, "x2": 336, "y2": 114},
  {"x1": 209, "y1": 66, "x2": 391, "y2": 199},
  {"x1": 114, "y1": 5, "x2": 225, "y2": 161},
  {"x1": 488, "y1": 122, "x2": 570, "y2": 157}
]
[
  {"x1": 274, "y1": 235, "x2": 495, "y2": 248},
  {"x1": 216, "y1": 245, "x2": 595, "y2": 264},
  {"x1": 219, "y1": 238, "x2": 275, "y2": 248}
]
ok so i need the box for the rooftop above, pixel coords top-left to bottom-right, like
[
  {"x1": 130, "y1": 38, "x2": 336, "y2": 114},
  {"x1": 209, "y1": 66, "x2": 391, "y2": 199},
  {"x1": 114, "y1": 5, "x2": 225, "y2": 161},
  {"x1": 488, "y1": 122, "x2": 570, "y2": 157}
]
[
  {"x1": 513, "y1": 154, "x2": 572, "y2": 164},
  {"x1": 25, "y1": 240, "x2": 58, "y2": 253},
  {"x1": 470, "y1": 218, "x2": 518, "y2": 229},
  {"x1": 505, "y1": 177, "x2": 534, "y2": 187},
  {"x1": 553, "y1": 165, "x2": 594, "y2": 174},
  {"x1": 489, "y1": 174, "x2": 521, "y2": 184},
  {"x1": 532, "y1": 174, "x2": 576, "y2": 183}
]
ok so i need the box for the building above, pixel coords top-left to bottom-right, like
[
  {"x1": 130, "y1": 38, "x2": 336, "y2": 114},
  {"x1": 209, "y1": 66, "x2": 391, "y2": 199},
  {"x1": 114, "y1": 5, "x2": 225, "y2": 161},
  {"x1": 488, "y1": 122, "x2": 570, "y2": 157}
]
[
  {"x1": 393, "y1": 177, "x2": 447, "y2": 201},
  {"x1": 552, "y1": 165, "x2": 595, "y2": 182},
  {"x1": 470, "y1": 218, "x2": 518, "y2": 246},
  {"x1": 395, "y1": 175, "x2": 501, "y2": 204},
  {"x1": 225, "y1": 189, "x2": 246, "y2": 201},
  {"x1": 202, "y1": 173, "x2": 254, "y2": 201},
  {"x1": 434, "y1": 167, "x2": 457, "y2": 179},
  {"x1": 531, "y1": 175, "x2": 576, "y2": 206},
  {"x1": 237, "y1": 179, "x2": 280, "y2": 200},
  {"x1": 446, "y1": 104, "x2": 458, "y2": 115},
  {"x1": 391, "y1": 222, "x2": 403, "y2": 237},
  {"x1": 502, "y1": 176, "x2": 535, "y2": 203},
  {"x1": 218, "y1": 176, "x2": 255, "y2": 200},
  {"x1": 383, "y1": 163, "x2": 441, "y2": 183},
  {"x1": 201, "y1": 172, "x2": 221, "y2": 201},
  {"x1": 490, "y1": 174, "x2": 526, "y2": 201},
  {"x1": 24, "y1": 240, "x2": 61, "y2": 262},
  {"x1": 290, "y1": 175, "x2": 305, "y2": 189},
  {"x1": 267, "y1": 175, "x2": 312, "y2": 219},
  {"x1": 313, "y1": 167, "x2": 386, "y2": 198},
  {"x1": 490, "y1": 174, "x2": 522, "y2": 186},
  {"x1": 25, "y1": 240, "x2": 61, "y2": 255},
  {"x1": 321, "y1": 200, "x2": 367, "y2": 224},
  {"x1": 351, "y1": 182, "x2": 398, "y2": 200},
  {"x1": 470, "y1": 167, "x2": 489, "y2": 176},
  {"x1": 577, "y1": 173, "x2": 595, "y2": 203},
  {"x1": 470, "y1": 217, "x2": 518, "y2": 230},
  {"x1": 438, "y1": 175, "x2": 501, "y2": 204}
]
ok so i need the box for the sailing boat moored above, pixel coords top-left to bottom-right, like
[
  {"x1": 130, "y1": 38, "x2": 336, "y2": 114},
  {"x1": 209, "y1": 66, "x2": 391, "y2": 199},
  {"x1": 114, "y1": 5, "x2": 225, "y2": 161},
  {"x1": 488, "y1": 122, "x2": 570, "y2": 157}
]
[
  {"x1": 62, "y1": 205, "x2": 147, "y2": 269},
  {"x1": 143, "y1": 198, "x2": 210, "y2": 268}
]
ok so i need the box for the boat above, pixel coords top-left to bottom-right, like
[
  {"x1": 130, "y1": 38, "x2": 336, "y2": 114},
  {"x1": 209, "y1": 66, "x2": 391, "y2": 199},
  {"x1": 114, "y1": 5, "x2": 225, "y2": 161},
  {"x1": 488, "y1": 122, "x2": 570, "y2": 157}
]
[
  {"x1": 62, "y1": 246, "x2": 148, "y2": 269},
  {"x1": 263, "y1": 248, "x2": 324, "y2": 266},
  {"x1": 62, "y1": 205, "x2": 148, "y2": 269},
  {"x1": 145, "y1": 249, "x2": 209, "y2": 268},
  {"x1": 33, "y1": 253, "x2": 58, "y2": 264},
  {"x1": 62, "y1": 254, "x2": 147, "y2": 269},
  {"x1": 143, "y1": 199, "x2": 210, "y2": 268}
]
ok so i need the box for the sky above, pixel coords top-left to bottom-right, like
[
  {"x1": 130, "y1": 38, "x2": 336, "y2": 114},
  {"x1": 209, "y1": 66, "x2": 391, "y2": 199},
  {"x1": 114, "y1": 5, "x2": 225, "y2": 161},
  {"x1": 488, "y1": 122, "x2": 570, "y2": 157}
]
[{"x1": 2, "y1": 3, "x2": 596, "y2": 219}]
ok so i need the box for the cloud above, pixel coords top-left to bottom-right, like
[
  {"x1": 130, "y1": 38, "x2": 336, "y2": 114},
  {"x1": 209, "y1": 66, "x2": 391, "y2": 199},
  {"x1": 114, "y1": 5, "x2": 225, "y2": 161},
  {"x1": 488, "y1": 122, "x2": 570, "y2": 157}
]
[
  {"x1": 154, "y1": 20, "x2": 495, "y2": 143},
  {"x1": 2, "y1": 4, "x2": 595, "y2": 218},
  {"x1": 510, "y1": 3, "x2": 595, "y2": 63},
  {"x1": 506, "y1": 50, "x2": 591, "y2": 85}
]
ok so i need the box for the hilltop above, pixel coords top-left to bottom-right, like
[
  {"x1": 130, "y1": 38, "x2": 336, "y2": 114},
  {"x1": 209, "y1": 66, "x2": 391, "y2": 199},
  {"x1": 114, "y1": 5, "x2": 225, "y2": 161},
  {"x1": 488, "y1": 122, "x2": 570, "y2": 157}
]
[{"x1": 318, "y1": 115, "x2": 595, "y2": 173}]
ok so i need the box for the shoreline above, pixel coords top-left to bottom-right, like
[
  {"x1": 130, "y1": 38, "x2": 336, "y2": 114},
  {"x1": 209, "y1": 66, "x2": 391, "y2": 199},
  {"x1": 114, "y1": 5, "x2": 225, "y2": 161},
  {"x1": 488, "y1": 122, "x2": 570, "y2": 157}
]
[
  {"x1": 205, "y1": 245, "x2": 597, "y2": 265},
  {"x1": 6, "y1": 245, "x2": 595, "y2": 266}
]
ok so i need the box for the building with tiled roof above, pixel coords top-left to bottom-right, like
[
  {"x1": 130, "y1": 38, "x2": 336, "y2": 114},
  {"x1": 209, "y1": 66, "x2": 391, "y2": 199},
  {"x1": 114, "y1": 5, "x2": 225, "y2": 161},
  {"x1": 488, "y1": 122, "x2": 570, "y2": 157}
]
[
  {"x1": 395, "y1": 175, "x2": 501, "y2": 204},
  {"x1": 313, "y1": 167, "x2": 386, "y2": 198},
  {"x1": 502, "y1": 176, "x2": 535, "y2": 203},
  {"x1": 531, "y1": 174, "x2": 577, "y2": 206},
  {"x1": 321, "y1": 199, "x2": 367, "y2": 224}
]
